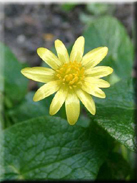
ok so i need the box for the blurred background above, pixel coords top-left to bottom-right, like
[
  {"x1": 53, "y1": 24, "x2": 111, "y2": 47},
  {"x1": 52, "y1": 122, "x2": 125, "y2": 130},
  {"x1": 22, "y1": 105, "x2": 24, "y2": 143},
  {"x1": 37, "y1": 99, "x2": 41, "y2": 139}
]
[
  {"x1": 1, "y1": 3, "x2": 134, "y2": 63},
  {"x1": 0, "y1": 3, "x2": 135, "y2": 89}
]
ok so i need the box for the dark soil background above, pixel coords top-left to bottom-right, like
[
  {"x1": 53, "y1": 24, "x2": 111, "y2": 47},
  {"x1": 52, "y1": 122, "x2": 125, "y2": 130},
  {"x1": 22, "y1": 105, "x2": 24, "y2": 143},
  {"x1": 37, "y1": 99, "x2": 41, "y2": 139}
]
[
  {"x1": 0, "y1": 3, "x2": 136, "y2": 91},
  {"x1": 0, "y1": 3, "x2": 134, "y2": 66}
]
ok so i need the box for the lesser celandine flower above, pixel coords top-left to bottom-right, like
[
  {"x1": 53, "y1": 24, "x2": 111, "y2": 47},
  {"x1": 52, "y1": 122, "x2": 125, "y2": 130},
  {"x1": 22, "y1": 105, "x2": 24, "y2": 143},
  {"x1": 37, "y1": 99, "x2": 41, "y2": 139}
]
[{"x1": 21, "y1": 36, "x2": 113, "y2": 125}]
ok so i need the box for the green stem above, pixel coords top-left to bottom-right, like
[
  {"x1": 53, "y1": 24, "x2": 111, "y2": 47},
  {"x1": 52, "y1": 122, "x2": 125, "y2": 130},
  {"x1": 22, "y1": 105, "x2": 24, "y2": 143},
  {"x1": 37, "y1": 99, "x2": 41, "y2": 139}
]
[{"x1": 121, "y1": 144, "x2": 128, "y2": 161}]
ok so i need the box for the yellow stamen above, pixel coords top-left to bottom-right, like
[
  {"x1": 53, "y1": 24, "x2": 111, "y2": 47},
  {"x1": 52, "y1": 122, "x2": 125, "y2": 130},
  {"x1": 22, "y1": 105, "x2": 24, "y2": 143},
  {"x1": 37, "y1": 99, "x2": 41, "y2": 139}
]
[{"x1": 55, "y1": 61, "x2": 85, "y2": 89}]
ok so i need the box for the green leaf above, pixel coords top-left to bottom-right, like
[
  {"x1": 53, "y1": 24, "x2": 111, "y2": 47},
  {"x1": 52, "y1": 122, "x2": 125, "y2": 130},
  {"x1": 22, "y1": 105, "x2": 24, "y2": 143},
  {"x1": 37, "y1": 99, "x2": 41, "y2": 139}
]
[
  {"x1": 0, "y1": 43, "x2": 4, "y2": 129},
  {"x1": 97, "y1": 152, "x2": 131, "y2": 180},
  {"x1": 83, "y1": 16, "x2": 134, "y2": 84},
  {"x1": 0, "y1": 44, "x2": 4, "y2": 93},
  {"x1": 0, "y1": 116, "x2": 112, "y2": 180},
  {"x1": 0, "y1": 42, "x2": 28, "y2": 105},
  {"x1": 86, "y1": 3, "x2": 115, "y2": 15},
  {"x1": 61, "y1": 3, "x2": 77, "y2": 11},
  {"x1": 0, "y1": 93, "x2": 4, "y2": 129},
  {"x1": 6, "y1": 92, "x2": 68, "y2": 124},
  {"x1": 6, "y1": 92, "x2": 49, "y2": 123},
  {"x1": 0, "y1": 42, "x2": 4, "y2": 171},
  {"x1": 92, "y1": 78, "x2": 136, "y2": 152},
  {"x1": 79, "y1": 13, "x2": 95, "y2": 26}
]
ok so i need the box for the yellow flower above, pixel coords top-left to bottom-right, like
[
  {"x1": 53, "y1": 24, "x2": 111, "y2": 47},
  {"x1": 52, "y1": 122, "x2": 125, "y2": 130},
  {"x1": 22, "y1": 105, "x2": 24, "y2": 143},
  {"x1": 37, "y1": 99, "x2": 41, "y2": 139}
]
[{"x1": 21, "y1": 36, "x2": 113, "y2": 125}]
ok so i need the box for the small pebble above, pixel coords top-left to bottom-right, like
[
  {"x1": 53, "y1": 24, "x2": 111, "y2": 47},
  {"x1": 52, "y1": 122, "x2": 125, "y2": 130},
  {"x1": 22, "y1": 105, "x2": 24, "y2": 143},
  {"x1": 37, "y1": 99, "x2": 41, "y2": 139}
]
[{"x1": 17, "y1": 35, "x2": 26, "y2": 43}]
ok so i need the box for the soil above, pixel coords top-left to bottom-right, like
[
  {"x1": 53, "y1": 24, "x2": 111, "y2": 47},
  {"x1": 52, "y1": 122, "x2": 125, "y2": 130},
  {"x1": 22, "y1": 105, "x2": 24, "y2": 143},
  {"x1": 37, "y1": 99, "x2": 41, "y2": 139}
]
[{"x1": 1, "y1": 3, "x2": 134, "y2": 67}]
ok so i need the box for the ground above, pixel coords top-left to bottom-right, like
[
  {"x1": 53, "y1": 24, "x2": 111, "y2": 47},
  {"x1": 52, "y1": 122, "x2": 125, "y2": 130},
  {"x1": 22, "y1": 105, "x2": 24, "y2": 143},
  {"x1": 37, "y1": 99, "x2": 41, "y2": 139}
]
[{"x1": 1, "y1": 3, "x2": 134, "y2": 67}]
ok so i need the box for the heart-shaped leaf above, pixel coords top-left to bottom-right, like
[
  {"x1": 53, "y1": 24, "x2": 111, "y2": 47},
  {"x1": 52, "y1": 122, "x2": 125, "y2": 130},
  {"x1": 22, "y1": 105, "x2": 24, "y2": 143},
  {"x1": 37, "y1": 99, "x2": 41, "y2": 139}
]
[
  {"x1": 0, "y1": 116, "x2": 112, "y2": 180},
  {"x1": 92, "y1": 78, "x2": 136, "y2": 152},
  {"x1": 0, "y1": 42, "x2": 28, "y2": 105},
  {"x1": 83, "y1": 16, "x2": 134, "y2": 84}
]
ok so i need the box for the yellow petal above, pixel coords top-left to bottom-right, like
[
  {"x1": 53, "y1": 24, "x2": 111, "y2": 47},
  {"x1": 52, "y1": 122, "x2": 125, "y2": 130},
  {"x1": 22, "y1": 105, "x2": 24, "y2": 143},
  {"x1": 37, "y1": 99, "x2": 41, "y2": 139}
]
[
  {"x1": 75, "y1": 89, "x2": 96, "y2": 115},
  {"x1": 37, "y1": 47, "x2": 62, "y2": 70},
  {"x1": 49, "y1": 86, "x2": 68, "y2": 115},
  {"x1": 85, "y1": 66, "x2": 113, "y2": 78},
  {"x1": 82, "y1": 47, "x2": 108, "y2": 68},
  {"x1": 82, "y1": 82, "x2": 106, "y2": 98},
  {"x1": 65, "y1": 91, "x2": 80, "y2": 125},
  {"x1": 33, "y1": 80, "x2": 60, "y2": 102},
  {"x1": 85, "y1": 77, "x2": 110, "y2": 88},
  {"x1": 21, "y1": 67, "x2": 55, "y2": 83},
  {"x1": 70, "y1": 36, "x2": 85, "y2": 62},
  {"x1": 55, "y1": 39, "x2": 69, "y2": 64}
]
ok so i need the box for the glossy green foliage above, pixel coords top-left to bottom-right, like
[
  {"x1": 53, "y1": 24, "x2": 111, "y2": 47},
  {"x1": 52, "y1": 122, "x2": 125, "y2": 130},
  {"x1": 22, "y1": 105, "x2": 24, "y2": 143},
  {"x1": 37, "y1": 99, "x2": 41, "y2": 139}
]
[
  {"x1": 0, "y1": 116, "x2": 112, "y2": 180},
  {"x1": 92, "y1": 78, "x2": 136, "y2": 152},
  {"x1": 0, "y1": 42, "x2": 28, "y2": 105},
  {"x1": 6, "y1": 92, "x2": 49, "y2": 123},
  {"x1": 83, "y1": 16, "x2": 134, "y2": 84}
]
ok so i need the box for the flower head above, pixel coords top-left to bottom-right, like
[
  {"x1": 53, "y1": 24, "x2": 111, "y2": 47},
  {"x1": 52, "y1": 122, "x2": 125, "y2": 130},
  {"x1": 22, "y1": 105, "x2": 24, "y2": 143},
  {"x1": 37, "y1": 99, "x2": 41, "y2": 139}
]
[{"x1": 21, "y1": 36, "x2": 113, "y2": 125}]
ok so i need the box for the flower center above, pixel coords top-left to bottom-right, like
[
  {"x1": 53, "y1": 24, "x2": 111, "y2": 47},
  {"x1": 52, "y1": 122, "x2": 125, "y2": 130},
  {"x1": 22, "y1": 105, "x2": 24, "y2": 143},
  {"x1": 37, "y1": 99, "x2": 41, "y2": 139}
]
[{"x1": 56, "y1": 61, "x2": 85, "y2": 89}]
